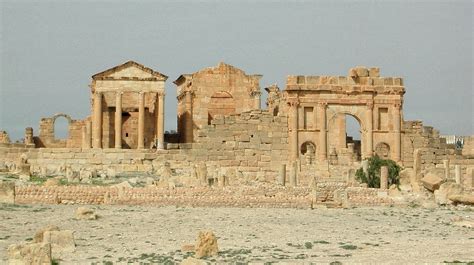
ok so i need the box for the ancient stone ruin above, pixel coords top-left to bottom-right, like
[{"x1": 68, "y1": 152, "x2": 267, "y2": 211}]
[{"x1": 0, "y1": 61, "x2": 472, "y2": 207}]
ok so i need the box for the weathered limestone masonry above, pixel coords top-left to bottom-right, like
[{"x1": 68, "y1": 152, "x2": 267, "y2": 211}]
[
  {"x1": 13, "y1": 184, "x2": 393, "y2": 207},
  {"x1": 284, "y1": 66, "x2": 404, "y2": 165},
  {"x1": 34, "y1": 114, "x2": 85, "y2": 148},
  {"x1": 404, "y1": 121, "x2": 474, "y2": 189},
  {"x1": 192, "y1": 110, "x2": 289, "y2": 181},
  {"x1": 174, "y1": 62, "x2": 262, "y2": 143},
  {"x1": 1, "y1": 63, "x2": 473, "y2": 208}
]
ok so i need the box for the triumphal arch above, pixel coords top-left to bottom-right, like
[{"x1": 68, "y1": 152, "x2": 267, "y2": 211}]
[{"x1": 283, "y1": 66, "x2": 405, "y2": 164}]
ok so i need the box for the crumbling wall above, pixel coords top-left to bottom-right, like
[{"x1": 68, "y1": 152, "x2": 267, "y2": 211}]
[
  {"x1": 35, "y1": 114, "x2": 84, "y2": 148},
  {"x1": 194, "y1": 109, "x2": 289, "y2": 181}
]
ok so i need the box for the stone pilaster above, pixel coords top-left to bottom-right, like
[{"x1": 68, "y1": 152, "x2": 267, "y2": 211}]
[
  {"x1": 288, "y1": 98, "x2": 299, "y2": 161},
  {"x1": 114, "y1": 92, "x2": 122, "y2": 149},
  {"x1": 393, "y1": 102, "x2": 401, "y2": 161},
  {"x1": 157, "y1": 92, "x2": 165, "y2": 149},
  {"x1": 137, "y1": 92, "x2": 145, "y2": 149},
  {"x1": 92, "y1": 92, "x2": 102, "y2": 149},
  {"x1": 318, "y1": 102, "x2": 327, "y2": 160},
  {"x1": 365, "y1": 102, "x2": 374, "y2": 158}
]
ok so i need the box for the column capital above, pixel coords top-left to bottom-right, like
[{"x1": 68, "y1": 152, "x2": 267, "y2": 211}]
[
  {"x1": 367, "y1": 102, "x2": 374, "y2": 110},
  {"x1": 317, "y1": 101, "x2": 328, "y2": 108},
  {"x1": 287, "y1": 98, "x2": 299, "y2": 107}
]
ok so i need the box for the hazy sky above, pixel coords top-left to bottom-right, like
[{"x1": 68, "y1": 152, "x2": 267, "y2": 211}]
[{"x1": 0, "y1": 1, "x2": 472, "y2": 140}]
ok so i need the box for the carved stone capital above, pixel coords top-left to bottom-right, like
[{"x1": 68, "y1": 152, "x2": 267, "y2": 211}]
[
  {"x1": 367, "y1": 102, "x2": 374, "y2": 110},
  {"x1": 287, "y1": 98, "x2": 300, "y2": 107},
  {"x1": 317, "y1": 101, "x2": 328, "y2": 108}
]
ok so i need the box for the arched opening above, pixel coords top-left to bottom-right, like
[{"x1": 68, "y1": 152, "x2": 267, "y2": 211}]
[
  {"x1": 53, "y1": 115, "x2": 70, "y2": 139},
  {"x1": 208, "y1": 91, "x2": 235, "y2": 125},
  {"x1": 300, "y1": 141, "x2": 316, "y2": 165},
  {"x1": 375, "y1": 142, "x2": 390, "y2": 159},
  {"x1": 345, "y1": 114, "x2": 361, "y2": 160}
]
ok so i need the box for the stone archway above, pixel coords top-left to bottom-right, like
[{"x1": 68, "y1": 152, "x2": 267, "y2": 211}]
[
  {"x1": 208, "y1": 91, "x2": 235, "y2": 124},
  {"x1": 52, "y1": 113, "x2": 72, "y2": 140},
  {"x1": 375, "y1": 142, "x2": 390, "y2": 159},
  {"x1": 326, "y1": 105, "x2": 367, "y2": 161}
]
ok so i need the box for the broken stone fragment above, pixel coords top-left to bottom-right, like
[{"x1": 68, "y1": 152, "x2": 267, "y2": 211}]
[
  {"x1": 75, "y1": 206, "x2": 98, "y2": 220},
  {"x1": 8, "y1": 242, "x2": 52, "y2": 265},
  {"x1": 194, "y1": 231, "x2": 218, "y2": 259}
]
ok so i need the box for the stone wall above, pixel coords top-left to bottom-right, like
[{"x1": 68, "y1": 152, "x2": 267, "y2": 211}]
[
  {"x1": 193, "y1": 109, "x2": 289, "y2": 181},
  {"x1": 13, "y1": 184, "x2": 394, "y2": 208}
]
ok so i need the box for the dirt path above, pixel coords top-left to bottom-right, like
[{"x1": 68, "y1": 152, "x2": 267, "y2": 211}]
[{"x1": 1, "y1": 204, "x2": 473, "y2": 264}]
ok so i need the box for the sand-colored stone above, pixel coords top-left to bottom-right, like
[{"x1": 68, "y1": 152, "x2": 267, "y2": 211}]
[
  {"x1": 8, "y1": 242, "x2": 51, "y2": 265},
  {"x1": 421, "y1": 173, "x2": 444, "y2": 191},
  {"x1": 75, "y1": 207, "x2": 98, "y2": 220},
  {"x1": 194, "y1": 231, "x2": 218, "y2": 258},
  {"x1": 33, "y1": 225, "x2": 60, "y2": 243}
]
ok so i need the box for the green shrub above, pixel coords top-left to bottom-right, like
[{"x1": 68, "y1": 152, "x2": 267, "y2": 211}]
[{"x1": 355, "y1": 155, "x2": 401, "y2": 188}]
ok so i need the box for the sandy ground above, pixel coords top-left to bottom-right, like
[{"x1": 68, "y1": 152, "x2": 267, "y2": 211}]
[{"x1": 1, "y1": 203, "x2": 473, "y2": 264}]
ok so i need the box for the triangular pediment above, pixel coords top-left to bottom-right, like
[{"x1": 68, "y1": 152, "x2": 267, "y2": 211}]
[{"x1": 92, "y1": 61, "x2": 168, "y2": 81}]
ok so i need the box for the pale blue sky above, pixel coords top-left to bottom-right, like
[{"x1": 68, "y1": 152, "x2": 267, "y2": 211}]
[{"x1": 1, "y1": 1, "x2": 472, "y2": 140}]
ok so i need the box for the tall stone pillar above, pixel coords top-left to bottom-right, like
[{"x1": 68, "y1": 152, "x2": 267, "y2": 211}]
[
  {"x1": 365, "y1": 102, "x2": 374, "y2": 158},
  {"x1": 137, "y1": 92, "x2": 145, "y2": 149},
  {"x1": 393, "y1": 103, "x2": 402, "y2": 161},
  {"x1": 380, "y1": 166, "x2": 388, "y2": 189},
  {"x1": 85, "y1": 120, "x2": 92, "y2": 148},
  {"x1": 92, "y1": 92, "x2": 102, "y2": 149},
  {"x1": 288, "y1": 98, "x2": 299, "y2": 161},
  {"x1": 318, "y1": 102, "x2": 327, "y2": 160},
  {"x1": 114, "y1": 92, "x2": 122, "y2": 149},
  {"x1": 184, "y1": 91, "x2": 193, "y2": 143},
  {"x1": 157, "y1": 92, "x2": 165, "y2": 149}
]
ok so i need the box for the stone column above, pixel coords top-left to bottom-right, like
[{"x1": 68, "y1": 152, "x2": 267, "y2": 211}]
[
  {"x1": 92, "y1": 92, "x2": 102, "y2": 148},
  {"x1": 393, "y1": 103, "x2": 402, "y2": 161},
  {"x1": 157, "y1": 92, "x2": 165, "y2": 149},
  {"x1": 114, "y1": 92, "x2": 122, "y2": 149},
  {"x1": 137, "y1": 92, "x2": 145, "y2": 149},
  {"x1": 279, "y1": 164, "x2": 286, "y2": 186},
  {"x1": 290, "y1": 161, "x2": 297, "y2": 187},
  {"x1": 85, "y1": 120, "x2": 92, "y2": 149},
  {"x1": 380, "y1": 166, "x2": 388, "y2": 189},
  {"x1": 443, "y1": 159, "x2": 450, "y2": 180},
  {"x1": 455, "y1": 165, "x2": 461, "y2": 184},
  {"x1": 318, "y1": 102, "x2": 327, "y2": 160},
  {"x1": 81, "y1": 126, "x2": 87, "y2": 148},
  {"x1": 365, "y1": 102, "x2": 374, "y2": 158},
  {"x1": 184, "y1": 91, "x2": 193, "y2": 143},
  {"x1": 288, "y1": 98, "x2": 299, "y2": 161}
]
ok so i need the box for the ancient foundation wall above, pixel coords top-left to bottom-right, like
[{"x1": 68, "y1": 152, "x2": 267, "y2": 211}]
[{"x1": 12, "y1": 184, "x2": 393, "y2": 208}]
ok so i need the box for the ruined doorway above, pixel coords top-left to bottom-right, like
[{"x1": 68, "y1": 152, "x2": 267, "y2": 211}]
[
  {"x1": 121, "y1": 112, "x2": 133, "y2": 149},
  {"x1": 208, "y1": 91, "x2": 235, "y2": 125}
]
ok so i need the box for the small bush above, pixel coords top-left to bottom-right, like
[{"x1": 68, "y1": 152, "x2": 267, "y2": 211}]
[{"x1": 355, "y1": 155, "x2": 401, "y2": 188}]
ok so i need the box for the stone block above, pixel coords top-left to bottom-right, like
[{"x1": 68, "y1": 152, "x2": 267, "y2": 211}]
[
  {"x1": 369, "y1": 67, "x2": 380, "y2": 77},
  {"x1": 42, "y1": 230, "x2": 75, "y2": 257},
  {"x1": 8, "y1": 242, "x2": 52, "y2": 265},
  {"x1": 421, "y1": 173, "x2": 443, "y2": 191},
  {"x1": 0, "y1": 181, "x2": 15, "y2": 203}
]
